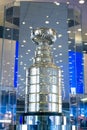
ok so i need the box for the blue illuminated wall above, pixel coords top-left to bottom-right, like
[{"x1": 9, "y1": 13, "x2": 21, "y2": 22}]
[{"x1": 69, "y1": 51, "x2": 84, "y2": 94}]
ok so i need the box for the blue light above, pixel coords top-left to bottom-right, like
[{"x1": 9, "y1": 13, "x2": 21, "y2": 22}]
[
  {"x1": 69, "y1": 51, "x2": 84, "y2": 94},
  {"x1": 14, "y1": 41, "x2": 19, "y2": 88}
]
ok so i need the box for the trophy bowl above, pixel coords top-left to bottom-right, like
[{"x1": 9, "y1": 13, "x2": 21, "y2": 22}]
[{"x1": 31, "y1": 27, "x2": 57, "y2": 45}]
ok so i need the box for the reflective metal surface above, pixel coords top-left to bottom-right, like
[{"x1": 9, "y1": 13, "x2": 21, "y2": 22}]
[
  {"x1": 25, "y1": 27, "x2": 62, "y2": 113},
  {"x1": 31, "y1": 27, "x2": 57, "y2": 45}
]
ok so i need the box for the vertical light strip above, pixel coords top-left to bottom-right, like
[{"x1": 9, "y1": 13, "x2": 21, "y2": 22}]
[
  {"x1": 84, "y1": 54, "x2": 87, "y2": 93},
  {"x1": 14, "y1": 41, "x2": 19, "y2": 88}
]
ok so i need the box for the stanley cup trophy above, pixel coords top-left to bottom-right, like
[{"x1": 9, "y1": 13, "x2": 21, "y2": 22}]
[{"x1": 21, "y1": 27, "x2": 63, "y2": 130}]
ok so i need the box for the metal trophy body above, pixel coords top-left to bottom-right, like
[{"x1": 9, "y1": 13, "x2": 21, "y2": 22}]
[{"x1": 21, "y1": 27, "x2": 63, "y2": 130}]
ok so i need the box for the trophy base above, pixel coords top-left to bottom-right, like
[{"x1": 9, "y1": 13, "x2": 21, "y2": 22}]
[{"x1": 16, "y1": 112, "x2": 69, "y2": 130}]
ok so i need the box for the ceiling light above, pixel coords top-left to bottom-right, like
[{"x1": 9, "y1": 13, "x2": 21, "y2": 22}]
[
  {"x1": 6, "y1": 28, "x2": 10, "y2": 31},
  {"x1": 60, "y1": 65, "x2": 63, "y2": 68},
  {"x1": 56, "y1": 21, "x2": 59, "y2": 24},
  {"x1": 85, "y1": 33, "x2": 87, "y2": 35},
  {"x1": 20, "y1": 55, "x2": 23, "y2": 58},
  {"x1": 83, "y1": 50, "x2": 86, "y2": 53},
  {"x1": 54, "y1": 1, "x2": 60, "y2": 6},
  {"x1": 68, "y1": 41, "x2": 72, "y2": 44},
  {"x1": 29, "y1": 59, "x2": 32, "y2": 61},
  {"x1": 20, "y1": 62, "x2": 23, "y2": 65},
  {"x1": 78, "y1": 28, "x2": 82, "y2": 32},
  {"x1": 58, "y1": 45, "x2": 62, "y2": 48},
  {"x1": 46, "y1": 16, "x2": 49, "y2": 18},
  {"x1": 29, "y1": 26, "x2": 33, "y2": 29},
  {"x1": 45, "y1": 21, "x2": 49, "y2": 24},
  {"x1": 58, "y1": 34, "x2": 62, "y2": 38},
  {"x1": 84, "y1": 43, "x2": 87, "y2": 45},
  {"x1": 59, "y1": 60, "x2": 63, "y2": 62},
  {"x1": 53, "y1": 47, "x2": 56, "y2": 50},
  {"x1": 59, "y1": 53, "x2": 62, "y2": 56},
  {"x1": 81, "y1": 98, "x2": 87, "y2": 102},
  {"x1": 22, "y1": 21, "x2": 26, "y2": 24},
  {"x1": 66, "y1": 1, "x2": 70, "y2": 4},
  {"x1": 21, "y1": 45, "x2": 24, "y2": 47},
  {"x1": 79, "y1": 0, "x2": 85, "y2": 4},
  {"x1": 23, "y1": 40, "x2": 26, "y2": 43},
  {"x1": 56, "y1": 61, "x2": 59, "y2": 63},
  {"x1": 28, "y1": 49, "x2": 31, "y2": 52},
  {"x1": 55, "y1": 55, "x2": 58, "y2": 57},
  {"x1": 26, "y1": 52, "x2": 29, "y2": 55},
  {"x1": 21, "y1": 78, "x2": 24, "y2": 81},
  {"x1": 67, "y1": 30, "x2": 71, "y2": 34},
  {"x1": 7, "y1": 62, "x2": 10, "y2": 65},
  {"x1": 23, "y1": 64, "x2": 26, "y2": 66}
]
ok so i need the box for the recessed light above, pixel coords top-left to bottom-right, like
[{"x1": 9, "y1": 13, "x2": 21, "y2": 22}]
[
  {"x1": 46, "y1": 15, "x2": 49, "y2": 18},
  {"x1": 56, "y1": 61, "x2": 59, "y2": 63},
  {"x1": 22, "y1": 21, "x2": 26, "y2": 24},
  {"x1": 59, "y1": 60, "x2": 63, "y2": 62},
  {"x1": 84, "y1": 43, "x2": 87, "y2": 45},
  {"x1": 21, "y1": 45, "x2": 24, "y2": 47},
  {"x1": 20, "y1": 62, "x2": 23, "y2": 65},
  {"x1": 20, "y1": 55, "x2": 23, "y2": 58},
  {"x1": 6, "y1": 28, "x2": 10, "y2": 31},
  {"x1": 79, "y1": 0, "x2": 85, "y2": 4},
  {"x1": 66, "y1": 1, "x2": 70, "y2": 4},
  {"x1": 29, "y1": 59, "x2": 32, "y2": 61},
  {"x1": 54, "y1": 1, "x2": 60, "y2": 6},
  {"x1": 78, "y1": 28, "x2": 82, "y2": 32},
  {"x1": 60, "y1": 65, "x2": 63, "y2": 68},
  {"x1": 58, "y1": 45, "x2": 62, "y2": 48},
  {"x1": 53, "y1": 48, "x2": 56, "y2": 50},
  {"x1": 56, "y1": 21, "x2": 59, "y2": 24},
  {"x1": 59, "y1": 53, "x2": 62, "y2": 56},
  {"x1": 24, "y1": 67, "x2": 26, "y2": 70},
  {"x1": 55, "y1": 55, "x2": 58, "y2": 57},
  {"x1": 68, "y1": 41, "x2": 72, "y2": 44},
  {"x1": 58, "y1": 34, "x2": 62, "y2": 38},
  {"x1": 67, "y1": 31, "x2": 71, "y2": 34},
  {"x1": 29, "y1": 26, "x2": 33, "y2": 29},
  {"x1": 28, "y1": 49, "x2": 31, "y2": 52},
  {"x1": 26, "y1": 52, "x2": 29, "y2": 55},
  {"x1": 83, "y1": 51, "x2": 86, "y2": 53},
  {"x1": 45, "y1": 21, "x2": 49, "y2": 24},
  {"x1": 7, "y1": 62, "x2": 10, "y2": 65},
  {"x1": 23, "y1": 40, "x2": 26, "y2": 43}
]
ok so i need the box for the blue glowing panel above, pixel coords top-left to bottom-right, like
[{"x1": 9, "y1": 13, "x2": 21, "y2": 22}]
[
  {"x1": 76, "y1": 52, "x2": 84, "y2": 93},
  {"x1": 14, "y1": 41, "x2": 19, "y2": 88},
  {"x1": 69, "y1": 51, "x2": 84, "y2": 94},
  {"x1": 69, "y1": 51, "x2": 76, "y2": 93}
]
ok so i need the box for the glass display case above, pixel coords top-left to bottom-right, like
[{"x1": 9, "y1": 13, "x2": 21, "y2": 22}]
[{"x1": 0, "y1": 1, "x2": 85, "y2": 130}]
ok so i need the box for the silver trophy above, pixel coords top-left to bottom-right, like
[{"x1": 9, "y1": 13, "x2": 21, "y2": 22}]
[
  {"x1": 23, "y1": 27, "x2": 63, "y2": 129},
  {"x1": 25, "y1": 27, "x2": 62, "y2": 113}
]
